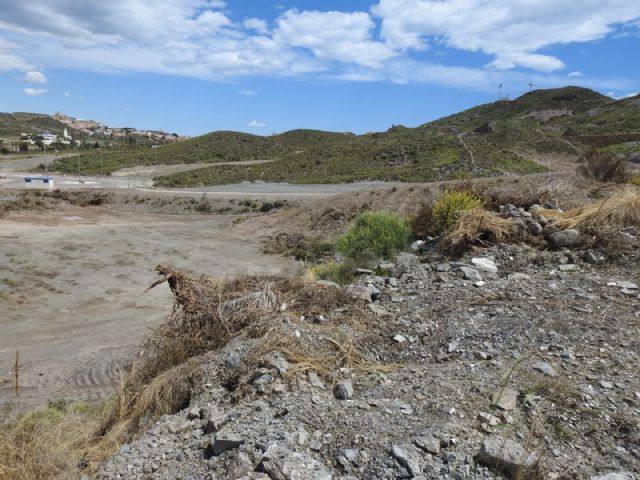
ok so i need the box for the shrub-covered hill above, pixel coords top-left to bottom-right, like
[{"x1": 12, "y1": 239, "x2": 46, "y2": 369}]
[
  {"x1": 47, "y1": 86, "x2": 640, "y2": 185},
  {"x1": 0, "y1": 112, "x2": 80, "y2": 139}
]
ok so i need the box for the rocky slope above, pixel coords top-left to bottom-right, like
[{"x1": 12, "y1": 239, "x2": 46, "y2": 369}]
[{"x1": 100, "y1": 228, "x2": 639, "y2": 479}]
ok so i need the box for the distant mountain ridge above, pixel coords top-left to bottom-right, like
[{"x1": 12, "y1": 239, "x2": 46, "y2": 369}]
[{"x1": 47, "y1": 86, "x2": 640, "y2": 185}]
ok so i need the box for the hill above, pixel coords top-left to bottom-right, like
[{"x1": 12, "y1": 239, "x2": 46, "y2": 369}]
[
  {"x1": 46, "y1": 86, "x2": 640, "y2": 185},
  {"x1": 0, "y1": 112, "x2": 80, "y2": 139}
]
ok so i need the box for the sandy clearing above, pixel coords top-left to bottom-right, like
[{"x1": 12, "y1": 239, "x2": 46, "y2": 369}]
[{"x1": 0, "y1": 207, "x2": 296, "y2": 412}]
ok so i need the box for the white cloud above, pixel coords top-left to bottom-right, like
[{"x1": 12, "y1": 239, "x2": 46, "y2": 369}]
[
  {"x1": 23, "y1": 71, "x2": 47, "y2": 83},
  {"x1": 24, "y1": 87, "x2": 47, "y2": 96},
  {"x1": 624, "y1": 92, "x2": 639, "y2": 98},
  {"x1": 0, "y1": 0, "x2": 636, "y2": 93},
  {"x1": 248, "y1": 120, "x2": 265, "y2": 127},
  {"x1": 274, "y1": 9, "x2": 395, "y2": 68},
  {"x1": 568, "y1": 71, "x2": 583, "y2": 77},
  {"x1": 239, "y1": 89, "x2": 257, "y2": 96},
  {"x1": 244, "y1": 18, "x2": 268, "y2": 34},
  {"x1": 64, "y1": 91, "x2": 70, "y2": 96},
  {"x1": 372, "y1": 0, "x2": 640, "y2": 71}
]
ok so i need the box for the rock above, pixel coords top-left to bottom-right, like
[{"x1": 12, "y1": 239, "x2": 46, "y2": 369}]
[
  {"x1": 394, "y1": 334, "x2": 408, "y2": 343},
  {"x1": 532, "y1": 361, "x2": 557, "y2": 377},
  {"x1": 261, "y1": 445, "x2": 332, "y2": 480},
  {"x1": 346, "y1": 285, "x2": 372, "y2": 302},
  {"x1": 368, "y1": 284, "x2": 382, "y2": 301},
  {"x1": 341, "y1": 448, "x2": 358, "y2": 463},
  {"x1": 527, "y1": 221, "x2": 543, "y2": 236},
  {"x1": 436, "y1": 263, "x2": 451, "y2": 272},
  {"x1": 447, "y1": 339, "x2": 459, "y2": 353},
  {"x1": 410, "y1": 240, "x2": 425, "y2": 251},
  {"x1": 491, "y1": 387, "x2": 518, "y2": 411},
  {"x1": 582, "y1": 250, "x2": 599, "y2": 264},
  {"x1": 600, "y1": 380, "x2": 614, "y2": 389},
  {"x1": 618, "y1": 281, "x2": 638, "y2": 290},
  {"x1": 508, "y1": 272, "x2": 530, "y2": 282},
  {"x1": 414, "y1": 435, "x2": 440, "y2": 455},
  {"x1": 308, "y1": 371, "x2": 325, "y2": 390},
  {"x1": 266, "y1": 352, "x2": 291, "y2": 375},
  {"x1": 391, "y1": 444, "x2": 423, "y2": 477},
  {"x1": 559, "y1": 264, "x2": 577, "y2": 272},
  {"x1": 354, "y1": 268, "x2": 374, "y2": 275},
  {"x1": 226, "y1": 351, "x2": 241, "y2": 369},
  {"x1": 591, "y1": 472, "x2": 636, "y2": 480},
  {"x1": 252, "y1": 373, "x2": 274, "y2": 393},
  {"x1": 472, "y1": 257, "x2": 497, "y2": 273},
  {"x1": 206, "y1": 436, "x2": 245, "y2": 456},
  {"x1": 394, "y1": 253, "x2": 418, "y2": 278},
  {"x1": 333, "y1": 380, "x2": 354, "y2": 400},
  {"x1": 478, "y1": 412, "x2": 500, "y2": 427},
  {"x1": 548, "y1": 229, "x2": 581, "y2": 249},
  {"x1": 186, "y1": 407, "x2": 200, "y2": 420},
  {"x1": 475, "y1": 436, "x2": 539, "y2": 479},
  {"x1": 459, "y1": 266, "x2": 483, "y2": 282},
  {"x1": 227, "y1": 452, "x2": 255, "y2": 478},
  {"x1": 387, "y1": 277, "x2": 399, "y2": 287},
  {"x1": 316, "y1": 280, "x2": 341, "y2": 289},
  {"x1": 368, "y1": 303, "x2": 389, "y2": 316}
]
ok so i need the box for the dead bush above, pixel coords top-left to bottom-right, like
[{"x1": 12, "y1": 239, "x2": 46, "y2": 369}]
[
  {"x1": 578, "y1": 149, "x2": 632, "y2": 184},
  {"x1": 539, "y1": 186, "x2": 640, "y2": 229},
  {"x1": 439, "y1": 209, "x2": 520, "y2": 256}
]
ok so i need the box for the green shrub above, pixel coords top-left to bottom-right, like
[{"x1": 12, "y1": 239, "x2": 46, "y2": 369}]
[
  {"x1": 431, "y1": 189, "x2": 483, "y2": 233},
  {"x1": 336, "y1": 211, "x2": 410, "y2": 264},
  {"x1": 308, "y1": 260, "x2": 355, "y2": 285},
  {"x1": 630, "y1": 175, "x2": 640, "y2": 187}
]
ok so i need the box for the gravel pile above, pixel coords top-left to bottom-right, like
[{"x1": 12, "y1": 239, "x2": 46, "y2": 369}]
[{"x1": 101, "y1": 236, "x2": 639, "y2": 479}]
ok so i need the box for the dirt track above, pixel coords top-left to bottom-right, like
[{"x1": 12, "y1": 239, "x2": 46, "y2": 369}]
[{"x1": 0, "y1": 207, "x2": 296, "y2": 413}]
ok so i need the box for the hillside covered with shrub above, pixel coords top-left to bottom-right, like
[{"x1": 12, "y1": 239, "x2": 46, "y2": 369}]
[{"x1": 46, "y1": 86, "x2": 640, "y2": 185}]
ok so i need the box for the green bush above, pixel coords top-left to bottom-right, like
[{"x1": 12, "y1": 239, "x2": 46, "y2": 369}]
[
  {"x1": 336, "y1": 211, "x2": 410, "y2": 264},
  {"x1": 308, "y1": 260, "x2": 355, "y2": 285},
  {"x1": 431, "y1": 189, "x2": 483, "y2": 233},
  {"x1": 631, "y1": 175, "x2": 640, "y2": 187}
]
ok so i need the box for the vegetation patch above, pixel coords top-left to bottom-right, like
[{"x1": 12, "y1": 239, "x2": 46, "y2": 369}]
[
  {"x1": 431, "y1": 189, "x2": 484, "y2": 234},
  {"x1": 336, "y1": 211, "x2": 410, "y2": 265}
]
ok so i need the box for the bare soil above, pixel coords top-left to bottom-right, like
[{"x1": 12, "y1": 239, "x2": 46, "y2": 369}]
[{"x1": 0, "y1": 204, "x2": 296, "y2": 413}]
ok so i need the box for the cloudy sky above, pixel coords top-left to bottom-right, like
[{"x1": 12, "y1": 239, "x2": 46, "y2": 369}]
[{"x1": 0, "y1": 0, "x2": 638, "y2": 135}]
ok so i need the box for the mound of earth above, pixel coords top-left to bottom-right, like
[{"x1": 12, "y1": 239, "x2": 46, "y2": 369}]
[{"x1": 100, "y1": 237, "x2": 639, "y2": 479}]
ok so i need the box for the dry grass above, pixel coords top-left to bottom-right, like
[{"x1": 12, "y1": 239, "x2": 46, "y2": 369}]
[
  {"x1": 439, "y1": 208, "x2": 520, "y2": 256},
  {"x1": 0, "y1": 401, "x2": 104, "y2": 480},
  {"x1": 539, "y1": 186, "x2": 640, "y2": 229}
]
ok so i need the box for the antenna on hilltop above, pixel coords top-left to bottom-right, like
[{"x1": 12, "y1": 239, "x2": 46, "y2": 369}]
[
  {"x1": 528, "y1": 82, "x2": 533, "y2": 92},
  {"x1": 498, "y1": 83, "x2": 503, "y2": 100}
]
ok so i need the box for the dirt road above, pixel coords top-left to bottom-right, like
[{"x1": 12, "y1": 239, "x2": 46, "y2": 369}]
[{"x1": 0, "y1": 207, "x2": 296, "y2": 412}]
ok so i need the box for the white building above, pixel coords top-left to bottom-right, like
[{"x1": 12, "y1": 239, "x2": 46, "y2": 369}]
[{"x1": 39, "y1": 131, "x2": 58, "y2": 145}]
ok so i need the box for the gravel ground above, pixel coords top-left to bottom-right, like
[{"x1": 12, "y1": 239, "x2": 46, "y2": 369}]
[{"x1": 101, "y1": 237, "x2": 639, "y2": 480}]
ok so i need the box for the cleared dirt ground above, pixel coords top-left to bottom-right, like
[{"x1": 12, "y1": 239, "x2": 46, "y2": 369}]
[{"x1": 0, "y1": 206, "x2": 296, "y2": 413}]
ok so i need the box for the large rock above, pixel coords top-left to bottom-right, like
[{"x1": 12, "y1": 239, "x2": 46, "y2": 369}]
[
  {"x1": 475, "y1": 436, "x2": 539, "y2": 479},
  {"x1": 491, "y1": 387, "x2": 518, "y2": 411},
  {"x1": 548, "y1": 229, "x2": 581, "y2": 249},
  {"x1": 391, "y1": 443, "x2": 424, "y2": 477},
  {"x1": 394, "y1": 253, "x2": 419, "y2": 278},
  {"x1": 472, "y1": 257, "x2": 497, "y2": 273},
  {"x1": 260, "y1": 445, "x2": 332, "y2": 480},
  {"x1": 333, "y1": 380, "x2": 354, "y2": 400}
]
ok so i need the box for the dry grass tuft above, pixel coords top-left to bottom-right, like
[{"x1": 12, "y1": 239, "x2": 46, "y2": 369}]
[
  {"x1": 0, "y1": 401, "x2": 104, "y2": 480},
  {"x1": 539, "y1": 187, "x2": 640, "y2": 229},
  {"x1": 439, "y1": 208, "x2": 520, "y2": 256}
]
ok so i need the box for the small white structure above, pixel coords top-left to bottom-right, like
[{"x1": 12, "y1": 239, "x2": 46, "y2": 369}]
[
  {"x1": 39, "y1": 131, "x2": 58, "y2": 145},
  {"x1": 24, "y1": 176, "x2": 55, "y2": 190}
]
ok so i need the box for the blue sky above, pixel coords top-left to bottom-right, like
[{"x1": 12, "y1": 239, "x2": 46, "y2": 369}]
[{"x1": 0, "y1": 1, "x2": 638, "y2": 136}]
